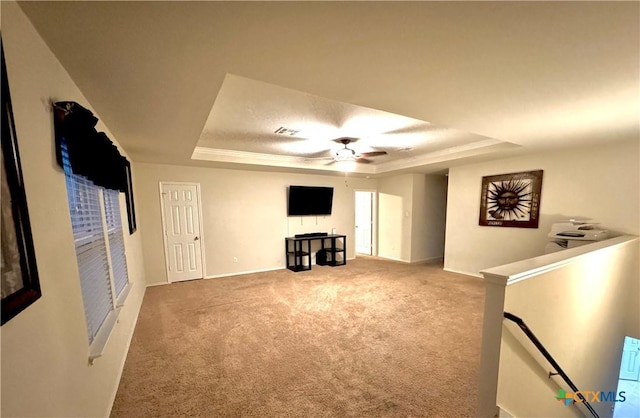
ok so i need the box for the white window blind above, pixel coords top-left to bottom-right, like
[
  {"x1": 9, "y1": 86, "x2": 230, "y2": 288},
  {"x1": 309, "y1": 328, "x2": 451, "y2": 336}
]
[
  {"x1": 103, "y1": 189, "x2": 129, "y2": 299},
  {"x1": 61, "y1": 141, "x2": 129, "y2": 352}
]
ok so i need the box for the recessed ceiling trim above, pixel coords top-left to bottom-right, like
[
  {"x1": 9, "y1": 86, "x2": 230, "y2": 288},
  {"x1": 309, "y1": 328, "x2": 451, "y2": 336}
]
[
  {"x1": 193, "y1": 147, "x2": 304, "y2": 162},
  {"x1": 192, "y1": 139, "x2": 520, "y2": 175},
  {"x1": 192, "y1": 147, "x2": 377, "y2": 174},
  {"x1": 374, "y1": 139, "x2": 521, "y2": 173}
]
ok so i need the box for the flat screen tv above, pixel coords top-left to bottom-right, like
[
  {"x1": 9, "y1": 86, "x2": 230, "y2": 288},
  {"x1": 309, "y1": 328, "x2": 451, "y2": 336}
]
[{"x1": 287, "y1": 185, "x2": 334, "y2": 216}]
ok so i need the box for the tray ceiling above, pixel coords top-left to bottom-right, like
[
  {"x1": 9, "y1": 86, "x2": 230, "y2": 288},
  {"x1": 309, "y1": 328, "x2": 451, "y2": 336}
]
[{"x1": 16, "y1": 1, "x2": 639, "y2": 176}]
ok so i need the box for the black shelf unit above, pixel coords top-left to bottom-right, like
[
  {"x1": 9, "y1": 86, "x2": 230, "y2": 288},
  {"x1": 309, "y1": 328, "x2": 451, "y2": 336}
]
[
  {"x1": 285, "y1": 238, "x2": 312, "y2": 272},
  {"x1": 316, "y1": 235, "x2": 346, "y2": 267},
  {"x1": 285, "y1": 234, "x2": 346, "y2": 272}
]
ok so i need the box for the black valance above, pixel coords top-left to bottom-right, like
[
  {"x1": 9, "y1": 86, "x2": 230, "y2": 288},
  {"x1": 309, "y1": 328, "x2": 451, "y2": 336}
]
[
  {"x1": 53, "y1": 101, "x2": 127, "y2": 192},
  {"x1": 53, "y1": 101, "x2": 136, "y2": 234}
]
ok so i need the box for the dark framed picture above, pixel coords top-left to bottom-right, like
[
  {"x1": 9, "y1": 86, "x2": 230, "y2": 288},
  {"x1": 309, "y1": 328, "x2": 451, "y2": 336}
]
[
  {"x1": 1, "y1": 41, "x2": 41, "y2": 325},
  {"x1": 124, "y1": 160, "x2": 137, "y2": 234},
  {"x1": 479, "y1": 170, "x2": 543, "y2": 228}
]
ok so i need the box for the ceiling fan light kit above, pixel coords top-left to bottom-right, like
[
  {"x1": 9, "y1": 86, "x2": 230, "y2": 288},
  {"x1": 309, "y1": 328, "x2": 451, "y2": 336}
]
[
  {"x1": 300, "y1": 136, "x2": 387, "y2": 165},
  {"x1": 335, "y1": 147, "x2": 356, "y2": 161},
  {"x1": 333, "y1": 137, "x2": 387, "y2": 163}
]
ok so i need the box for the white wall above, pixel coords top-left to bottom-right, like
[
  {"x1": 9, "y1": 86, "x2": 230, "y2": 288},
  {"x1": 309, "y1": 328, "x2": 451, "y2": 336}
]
[
  {"x1": 1, "y1": 3, "x2": 146, "y2": 416},
  {"x1": 444, "y1": 139, "x2": 640, "y2": 276},
  {"x1": 135, "y1": 163, "x2": 377, "y2": 284}
]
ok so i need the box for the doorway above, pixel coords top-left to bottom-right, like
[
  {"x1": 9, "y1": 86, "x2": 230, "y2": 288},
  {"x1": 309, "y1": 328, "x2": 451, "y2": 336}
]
[
  {"x1": 614, "y1": 336, "x2": 640, "y2": 417},
  {"x1": 160, "y1": 182, "x2": 205, "y2": 282},
  {"x1": 355, "y1": 190, "x2": 376, "y2": 256}
]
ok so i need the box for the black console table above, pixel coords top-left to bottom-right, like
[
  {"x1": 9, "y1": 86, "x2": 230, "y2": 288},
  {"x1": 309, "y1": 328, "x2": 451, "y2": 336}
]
[{"x1": 285, "y1": 234, "x2": 346, "y2": 272}]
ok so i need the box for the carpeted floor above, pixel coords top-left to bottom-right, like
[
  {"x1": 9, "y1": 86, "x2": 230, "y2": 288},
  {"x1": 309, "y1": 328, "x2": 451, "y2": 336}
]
[{"x1": 111, "y1": 257, "x2": 485, "y2": 417}]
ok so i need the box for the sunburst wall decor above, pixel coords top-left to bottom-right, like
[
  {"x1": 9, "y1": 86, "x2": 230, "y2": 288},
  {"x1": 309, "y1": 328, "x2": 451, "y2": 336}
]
[{"x1": 479, "y1": 170, "x2": 543, "y2": 228}]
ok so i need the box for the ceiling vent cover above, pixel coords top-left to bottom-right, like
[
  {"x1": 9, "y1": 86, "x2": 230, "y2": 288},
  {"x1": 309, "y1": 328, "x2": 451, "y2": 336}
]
[{"x1": 274, "y1": 127, "x2": 299, "y2": 136}]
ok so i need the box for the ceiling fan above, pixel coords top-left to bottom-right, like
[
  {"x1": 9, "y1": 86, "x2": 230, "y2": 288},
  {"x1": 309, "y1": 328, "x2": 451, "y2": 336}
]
[{"x1": 311, "y1": 137, "x2": 388, "y2": 164}]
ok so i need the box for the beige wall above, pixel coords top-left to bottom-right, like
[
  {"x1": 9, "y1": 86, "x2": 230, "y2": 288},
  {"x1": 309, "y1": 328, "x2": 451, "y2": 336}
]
[
  {"x1": 135, "y1": 163, "x2": 377, "y2": 284},
  {"x1": 1, "y1": 3, "x2": 146, "y2": 416},
  {"x1": 378, "y1": 173, "x2": 448, "y2": 263},
  {"x1": 444, "y1": 139, "x2": 640, "y2": 276},
  {"x1": 378, "y1": 174, "x2": 414, "y2": 261},
  {"x1": 137, "y1": 166, "x2": 446, "y2": 283},
  {"x1": 411, "y1": 174, "x2": 448, "y2": 263},
  {"x1": 497, "y1": 238, "x2": 639, "y2": 417}
]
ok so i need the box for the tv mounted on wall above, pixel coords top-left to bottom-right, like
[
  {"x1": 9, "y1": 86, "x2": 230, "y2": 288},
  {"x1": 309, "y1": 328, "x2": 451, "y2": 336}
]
[{"x1": 287, "y1": 185, "x2": 334, "y2": 216}]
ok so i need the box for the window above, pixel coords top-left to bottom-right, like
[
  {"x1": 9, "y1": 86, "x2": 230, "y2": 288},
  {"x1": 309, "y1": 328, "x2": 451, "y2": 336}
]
[
  {"x1": 103, "y1": 189, "x2": 130, "y2": 302},
  {"x1": 61, "y1": 141, "x2": 130, "y2": 359}
]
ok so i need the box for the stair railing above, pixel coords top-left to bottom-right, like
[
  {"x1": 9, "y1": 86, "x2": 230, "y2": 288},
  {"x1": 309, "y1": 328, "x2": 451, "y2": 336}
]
[{"x1": 503, "y1": 311, "x2": 599, "y2": 418}]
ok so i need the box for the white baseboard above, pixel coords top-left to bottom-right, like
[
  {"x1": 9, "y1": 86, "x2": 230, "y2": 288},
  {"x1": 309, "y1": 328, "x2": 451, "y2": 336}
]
[
  {"x1": 106, "y1": 283, "x2": 146, "y2": 417},
  {"x1": 372, "y1": 255, "x2": 444, "y2": 265},
  {"x1": 150, "y1": 257, "x2": 451, "y2": 285},
  {"x1": 150, "y1": 260, "x2": 363, "y2": 284},
  {"x1": 410, "y1": 256, "x2": 444, "y2": 265},
  {"x1": 498, "y1": 405, "x2": 515, "y2": 418},
  {"x1": 375, "y1": 255, "x2": 411, "y2": 263},
  {"x1": 206, "y1": 266, "x2": 283, "y2": 279},
  {"x1": 145, "y1": 281, "x2": 169, "y2": 287},
  {"x1": 443, "y1": 267, "x2": 483, "y2": 278}
]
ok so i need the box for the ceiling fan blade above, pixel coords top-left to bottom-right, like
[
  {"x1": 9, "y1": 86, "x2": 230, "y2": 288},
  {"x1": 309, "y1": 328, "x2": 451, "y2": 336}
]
[
  {"x1": 359, "y1": 151, "x2": 387, "y2": 157},
  {"x1": 304, "y1": 156, "x2": 335, "y2": 162},
  {"x1": 304, "y1": 149, "x2": 333, "y2": 159},
  {"x1": 355, "y1": 158, "x2": 373, "y2": 164}
]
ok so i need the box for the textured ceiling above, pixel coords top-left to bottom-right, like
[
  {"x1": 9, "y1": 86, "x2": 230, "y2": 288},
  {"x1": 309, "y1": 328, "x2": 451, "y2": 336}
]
[
  {"x1": 192, "y1": 74, "x2": 514, "y2": 174},
  {"x1": 16, "y1": 1, "x2": 640, "y2": 176}
]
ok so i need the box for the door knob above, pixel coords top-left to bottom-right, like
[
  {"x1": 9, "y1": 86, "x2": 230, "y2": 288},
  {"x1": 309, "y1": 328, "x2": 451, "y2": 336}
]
[{"x1": 194, "y1": 236, "x2": 199, "y2": 241}]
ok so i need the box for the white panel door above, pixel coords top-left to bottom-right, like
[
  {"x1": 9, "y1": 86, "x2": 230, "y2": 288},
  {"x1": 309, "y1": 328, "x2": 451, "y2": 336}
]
[
  {"x1": 160, "y1": 183, "x2": 203, "y2": 282},
  {"x1": 620, "y1": 336, "x2": 640, "y2": 381},
  {"x1": 355, "y1": 191, "x2": 373, "y2": 255}
]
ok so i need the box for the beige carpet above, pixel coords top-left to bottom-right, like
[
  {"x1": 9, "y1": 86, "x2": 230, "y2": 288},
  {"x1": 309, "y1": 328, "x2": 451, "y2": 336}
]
[{"x1": 111, "y1": 257, "x2": 485, "y2": 417}]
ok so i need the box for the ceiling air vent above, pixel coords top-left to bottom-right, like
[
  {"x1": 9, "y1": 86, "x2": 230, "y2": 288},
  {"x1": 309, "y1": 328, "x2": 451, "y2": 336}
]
[{"x1": 274, "y1": 127, "x2": 299, "y2": 136}]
